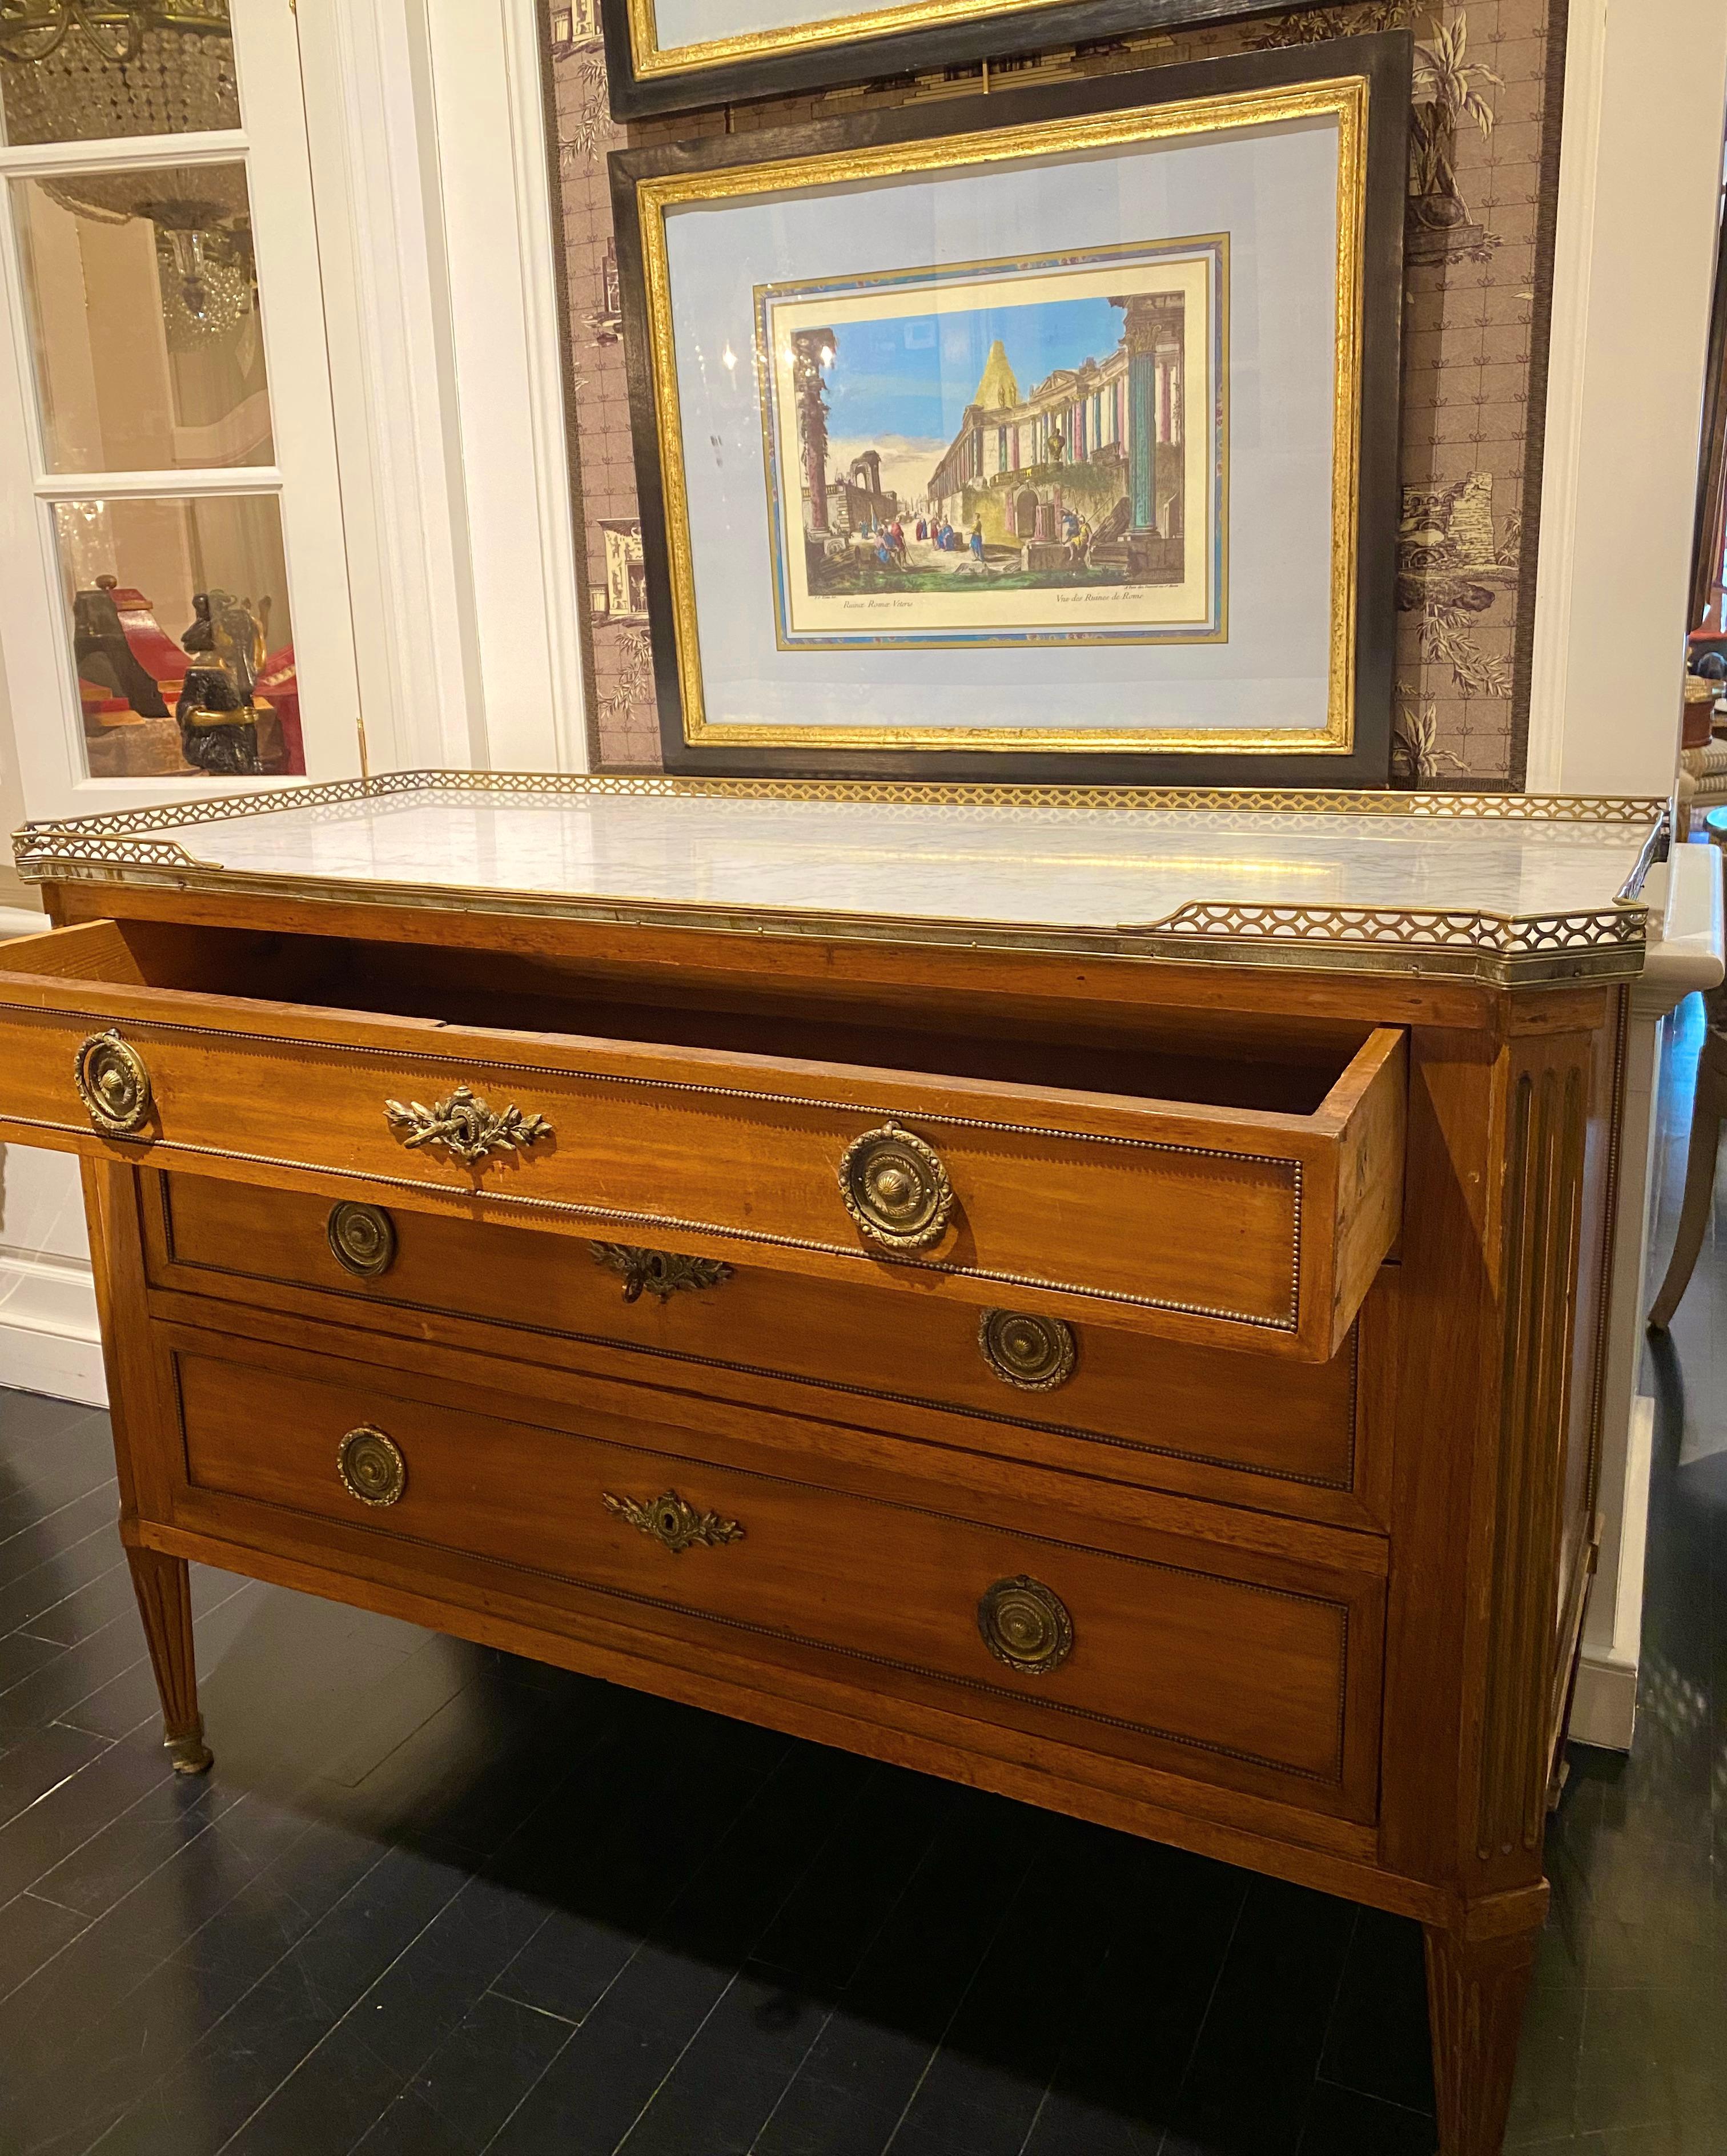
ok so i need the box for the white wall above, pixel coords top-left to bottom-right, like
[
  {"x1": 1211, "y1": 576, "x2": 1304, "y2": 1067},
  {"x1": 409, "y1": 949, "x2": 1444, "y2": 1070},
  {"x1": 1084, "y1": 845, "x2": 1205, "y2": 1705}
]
[
  {"x1": 1526, "y1": 0, "x2": 1727, "y2": 795},
  {"x1": 0, "y1": 626, "x2": 92, "y2": 1403},
  {"x1": 295, "y1": 0, "x2": 587, "y2": 776},
  {"x1": 0, "y1": 1144, "x2": 102, "y2": 1406},
  {"x1": 1529, "y1": 0, "x2": 1727, "y2": 1749}
]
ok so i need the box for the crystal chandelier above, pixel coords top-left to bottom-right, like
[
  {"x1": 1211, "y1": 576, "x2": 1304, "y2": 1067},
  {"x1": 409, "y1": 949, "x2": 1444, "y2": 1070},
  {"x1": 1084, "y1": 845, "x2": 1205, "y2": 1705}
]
[
  {"x1": 0, "y1": 1, "x2": 236, "y2": 145},
  {"x1": 0, "y1": 2, "x2": 230, "y2": 66}
]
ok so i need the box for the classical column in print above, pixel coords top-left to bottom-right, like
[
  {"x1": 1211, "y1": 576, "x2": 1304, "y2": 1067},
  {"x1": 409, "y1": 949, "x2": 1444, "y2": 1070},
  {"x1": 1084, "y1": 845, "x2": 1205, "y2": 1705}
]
[
  {"x1": 790, "y1": 328, "x2": 836, "y2": 559},
  {"x1": 1112, "y1": 292, "x2": 1186, "y2": 585}
]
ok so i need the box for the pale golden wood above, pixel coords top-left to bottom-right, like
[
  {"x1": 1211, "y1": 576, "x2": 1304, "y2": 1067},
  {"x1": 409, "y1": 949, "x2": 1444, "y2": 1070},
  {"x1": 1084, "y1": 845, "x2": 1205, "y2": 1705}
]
[
  {"x1": 0, "y1": 916, "x2": 1405, "y2": 1360},
  {"x1": 144, "y1": 1169, "x2": 1378, "y2": 1527},
  {"x1": 0, "y1": 874, "x2": 1625, "y2": 2156},
  {"x1": 166, "y1": 1323, "x2": 1381, "y2": 1816}
]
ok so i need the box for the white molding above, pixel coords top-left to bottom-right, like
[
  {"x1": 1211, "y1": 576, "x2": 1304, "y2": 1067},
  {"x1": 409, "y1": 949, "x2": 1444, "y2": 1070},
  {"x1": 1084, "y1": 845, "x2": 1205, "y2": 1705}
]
[
  {"x1": 1526, "y1": 0, "x2": 1727, "y2": 796},
  {"x1": 1579, "y1": 847, "x2": 1724, "y2": 1752},
  {"x1": 0, "y1": 130, "x2": 250, "y2": 178},
  {"x1": 419, "y1": 0, "x2": 588, "y2": 773},
  {"x1": 296, "y1": 0, "x2": 488, "y2": 773},
  {"x1": 500, "y1": 0, "x2": 590, "y2": 774},
  {"x1": 0, "y1": 931, "x2": 101, "y2": 1407},
  {"x1": 1572, "y1": 1394, "x2": 1655, "y2": 1751},
  {"x1": 1524, "y1": 0, "x2": 1606, "y2": 797},
  {"x1": 0, "y1": 0, "x2": 366, "y2": 820},
  {"x1": 0, "y1": 1246, "x2": 106, "y2": 1409},
  {"x1": 29, "y1": 466, "x2": 285, "y2": 501},
  {"x1": 299, "y1": 0, "x2": 588, "y2": 777}
]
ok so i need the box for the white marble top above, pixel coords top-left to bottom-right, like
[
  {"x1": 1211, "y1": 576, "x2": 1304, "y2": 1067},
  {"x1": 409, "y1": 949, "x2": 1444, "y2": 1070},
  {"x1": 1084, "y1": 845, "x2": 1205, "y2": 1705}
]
[{"x1": 16, "y1": 778, "x2": 1665, "y2": 980}]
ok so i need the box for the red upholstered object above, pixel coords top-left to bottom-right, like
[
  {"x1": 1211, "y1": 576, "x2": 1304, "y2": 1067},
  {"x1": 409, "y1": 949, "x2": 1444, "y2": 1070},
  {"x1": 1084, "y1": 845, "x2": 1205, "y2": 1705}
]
[
  {"x1": 78, "y1": 679, "x2": 131, "y2": 718},
  {"x1": 107, "y1": 585, "x2": 190, "y2": 687}
]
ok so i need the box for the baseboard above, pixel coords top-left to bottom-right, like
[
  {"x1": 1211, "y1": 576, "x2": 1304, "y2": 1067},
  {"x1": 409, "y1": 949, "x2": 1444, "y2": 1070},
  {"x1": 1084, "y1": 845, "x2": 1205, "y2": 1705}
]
[
  {"x1": 0, "y1": 1246, "x2": 106, "y2": 1407},
  {"x1": 1570, "y1": 1393, "x2": 1656, "y2": 1753},
  {"x1": 1571, "y1": 1650, "x2": 1641, "y2": 1751}
]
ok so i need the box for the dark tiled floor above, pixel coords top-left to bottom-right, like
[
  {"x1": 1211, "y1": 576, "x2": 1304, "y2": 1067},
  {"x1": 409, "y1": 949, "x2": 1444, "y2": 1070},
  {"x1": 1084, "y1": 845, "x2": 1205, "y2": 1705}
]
[{"x1": 0, "y1": 1005, "x2": 1722, "y2": 2156}]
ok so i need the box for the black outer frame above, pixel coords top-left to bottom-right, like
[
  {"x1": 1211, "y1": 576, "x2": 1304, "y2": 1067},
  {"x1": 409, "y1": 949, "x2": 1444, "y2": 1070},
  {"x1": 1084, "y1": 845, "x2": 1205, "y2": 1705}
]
[
  {"x1": 611, "y1": 32, "x2": 1411, "y2": 789},
  {"x1": 601, "y1": 0, "x2": 1345, "y2": 123}
]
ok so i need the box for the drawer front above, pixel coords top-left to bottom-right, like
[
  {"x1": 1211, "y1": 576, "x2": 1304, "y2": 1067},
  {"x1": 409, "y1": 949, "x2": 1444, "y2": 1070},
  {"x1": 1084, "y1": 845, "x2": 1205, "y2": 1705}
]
[
  {"x1": 147, "y1": 1172, "x2": 1381, "y2": 1528},
  {"x1": 164, "y1": 1332, "x2": 1384, "y2": 1821},
  {"x1": 0, "y1": 922, "x2": 1404, "y2": 1359}
]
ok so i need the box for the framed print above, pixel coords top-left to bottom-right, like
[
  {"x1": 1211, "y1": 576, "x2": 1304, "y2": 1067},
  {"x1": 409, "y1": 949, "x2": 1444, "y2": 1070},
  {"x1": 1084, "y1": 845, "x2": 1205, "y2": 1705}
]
[
  {"x1": 600, "y1": 0, "x2": 1347, "y2": 122},
  {"x1": 612, "y1": 34, "x2": 1409, "y2": 785}
]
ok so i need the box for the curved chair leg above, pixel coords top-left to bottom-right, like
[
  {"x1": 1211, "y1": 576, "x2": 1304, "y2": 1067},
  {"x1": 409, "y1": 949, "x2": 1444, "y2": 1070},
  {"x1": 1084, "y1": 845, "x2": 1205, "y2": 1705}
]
[{"x1": 1648, "y1": 1043, "x2": 1727, "y2": 1331}]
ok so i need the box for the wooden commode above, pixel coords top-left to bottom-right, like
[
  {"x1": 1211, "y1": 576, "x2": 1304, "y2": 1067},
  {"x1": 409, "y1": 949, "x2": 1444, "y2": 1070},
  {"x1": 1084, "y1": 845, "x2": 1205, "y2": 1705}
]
[{"x1": 1, "y1": 774, "x2": 1666, "y2": 2156}]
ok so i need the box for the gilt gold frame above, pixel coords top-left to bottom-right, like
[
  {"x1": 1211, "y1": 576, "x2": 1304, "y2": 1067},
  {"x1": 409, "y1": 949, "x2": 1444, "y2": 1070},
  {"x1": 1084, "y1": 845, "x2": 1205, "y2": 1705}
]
[
  {"x1": 599, "y1": 0, "x2": 1346, "y2": 120},
  {"x1": 625, "y1": 0, "x2": 1069, "y2": 82},
  {"x1": 616, "y1": 45, "x2": 1400, "y2": 778}
]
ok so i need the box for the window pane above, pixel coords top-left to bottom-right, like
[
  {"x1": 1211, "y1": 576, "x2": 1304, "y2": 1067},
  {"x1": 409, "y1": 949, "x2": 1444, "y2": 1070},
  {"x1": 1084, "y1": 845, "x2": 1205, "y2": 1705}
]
[
  {"x1": 13, "y1": 162, "x2": 271, "y2": 472},
  {"x1": 55, "y1": 493, "x2": 304, "y2": 779},
  {"x1": 0, "y1": 4, "x2": 238, "y2": 147}
]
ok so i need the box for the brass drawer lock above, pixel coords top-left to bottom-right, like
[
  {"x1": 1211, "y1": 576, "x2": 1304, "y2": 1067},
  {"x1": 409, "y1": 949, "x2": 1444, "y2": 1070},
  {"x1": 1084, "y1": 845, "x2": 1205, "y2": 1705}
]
[
  {"x1": 978, "y1": 1575, "x2": 1074, "y2": 1676},
  {"x1": 838, "y1": 1121, "x2": 953, "y2": 1251},
  {"x1": 603, "y1": 1489, "x2": 743, "y2": 1552},
  {"x1": 337, "y1": 1425, "x2": 407, "y2": 1507},
  {"x1": 384, "y1": 1084, "x2": 552, "y2": 1167},
  {"x1": 327, "y1": 1202, "x2": 397, "y2": 1279},
  {"x1": 74, "y1": 1029, "x2": 152, "y2": 1139},
  {"x1": 978, "y1": 1310, "x2": 1077, "y2": 1391},
  {"x1": 589, "y1": 1242, "x2": 733, "y2": 1304}
]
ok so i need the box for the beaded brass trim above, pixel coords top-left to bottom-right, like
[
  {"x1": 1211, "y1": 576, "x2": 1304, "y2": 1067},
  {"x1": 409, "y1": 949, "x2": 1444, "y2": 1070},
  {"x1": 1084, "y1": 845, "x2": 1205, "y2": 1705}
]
[
  {"x1": 10, "y1": 775, "x2": 1663, "y2": 986},
  {"x1": 0, "y1": 994, "x2": 1307, "y2": 1334},
  {"x1": 11, "y1": 767, "x2": 1673, "y2": 852}
]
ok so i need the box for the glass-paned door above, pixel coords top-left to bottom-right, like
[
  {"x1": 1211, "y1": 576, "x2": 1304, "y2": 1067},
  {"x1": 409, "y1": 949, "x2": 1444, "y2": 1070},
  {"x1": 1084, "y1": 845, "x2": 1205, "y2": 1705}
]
[{"x1": 0, "y1": 0, "x2": 362, "y2": 815}]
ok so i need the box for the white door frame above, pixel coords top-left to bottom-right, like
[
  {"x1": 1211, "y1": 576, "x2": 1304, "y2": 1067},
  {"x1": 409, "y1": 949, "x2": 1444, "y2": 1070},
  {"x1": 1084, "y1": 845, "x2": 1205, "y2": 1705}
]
[
  {"x1": 0, "y1": 0, "x2": 367, "y2": 821},
  {"x1": 295, "y1": 0, "x2": 589, "y2": 777},
  {"x1": 1525, "y1": 0, "x2": 1727, "y2": 797}
]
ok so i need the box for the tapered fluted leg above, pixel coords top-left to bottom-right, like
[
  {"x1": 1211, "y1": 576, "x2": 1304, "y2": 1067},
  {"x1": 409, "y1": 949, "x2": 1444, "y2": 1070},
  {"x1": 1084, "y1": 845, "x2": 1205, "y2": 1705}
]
[
  {"x1": 1424, "y1": 1917, "x2": 1540, "y2": 2155},
  {"x1": 126, "y1": 1546, "x2": 213, "y2": 1775}
]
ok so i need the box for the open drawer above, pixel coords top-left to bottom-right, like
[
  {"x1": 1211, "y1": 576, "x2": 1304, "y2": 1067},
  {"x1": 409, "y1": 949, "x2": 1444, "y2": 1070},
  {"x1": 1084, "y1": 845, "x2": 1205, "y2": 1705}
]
[{"x1": 0, "y1": 918, "x2": 1405, "y2": 1361}]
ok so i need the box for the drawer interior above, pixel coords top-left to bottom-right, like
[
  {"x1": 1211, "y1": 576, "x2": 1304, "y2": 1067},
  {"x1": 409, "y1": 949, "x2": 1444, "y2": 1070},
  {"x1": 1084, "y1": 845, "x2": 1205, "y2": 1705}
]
[{"x1": 16, "y1": 918, "x2": 1381, "y2": 1120}]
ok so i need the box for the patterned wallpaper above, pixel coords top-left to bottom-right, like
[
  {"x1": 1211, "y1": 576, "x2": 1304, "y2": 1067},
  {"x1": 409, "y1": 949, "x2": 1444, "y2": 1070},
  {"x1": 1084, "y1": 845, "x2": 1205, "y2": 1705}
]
[{"x1": 545, "y1": 0, "x2": 1569, "y2": 787}]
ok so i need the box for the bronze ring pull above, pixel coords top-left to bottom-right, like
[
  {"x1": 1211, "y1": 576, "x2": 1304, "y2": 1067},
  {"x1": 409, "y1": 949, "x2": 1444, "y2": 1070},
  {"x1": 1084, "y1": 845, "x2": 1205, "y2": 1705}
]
[
  {"x1": 837, "y1": 1122, "x2": 953, "y2": 1251},
  {"x1": 327, "y1": 1202, "x2": 397, "y2": 1279},
  {"x1": 603, "y1": 1489, "x2": 743, "y2": 1552},
  {"x1": 978, "y1": 1575, "x2": 1074, "y2": 1676},
  {"x1": 978, "y1": 1310, "x2": 1077, "y2": 1391},
  {"x1": 74, "y1": 1029, "x2": 152, "y2": 1138},
  {"x1": 337, "y1": 1425, "x2": 407, "y2": 1507}
]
